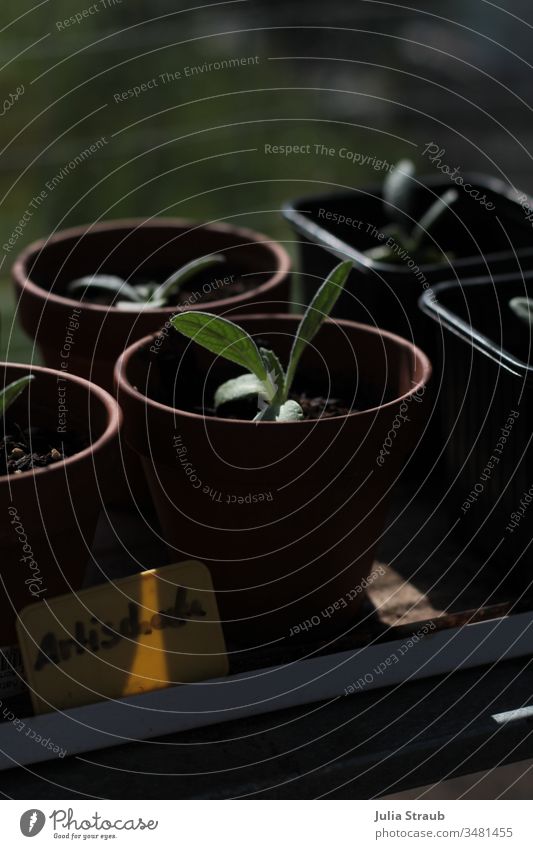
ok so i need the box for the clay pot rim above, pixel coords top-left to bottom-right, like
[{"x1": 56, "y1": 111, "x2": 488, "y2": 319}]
[
  {"x1": 115, "y1": 314, "x2": 432, "y2": 426},
  {"x1": 0, "y1": 361, "x2": 122, "y2": 483},
  {"x1": 11, "y1": 217, "x2": 292, "y2": 315}
]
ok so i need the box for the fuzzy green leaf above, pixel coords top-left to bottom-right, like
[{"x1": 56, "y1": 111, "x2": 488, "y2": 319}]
[
  {"x1": 364, "y1": 244, "x2": 403, "y2": 263},
  {"x1": 67, "y1": 275, "x2": 143, "y2": 303},
  {"x1": 171, "y1": 312, "x2": 268, "y2": 382},
  {"x1": 383, "y1": 159, "x2": 416, "y2": 225},
  {"x1": 214, "y1": 373, "x2": 270, "y2": 411},
  {"x1": 0, "y1": 374, "x2": 34, "y2": 418},
  {"x1": 509, "y1": 296, "x2": 533, "y2": 327},
  {"x1": 254, "y1": 399, "x2": 304, "y2": 422},
  {"x1": 285, "y1": 260, "x2": 352, "y2": 394},
  {"x1": 115, "y1": 301, "x2": 152, "y2": 311},
  {"x1": 259, "y1": 347, "x2": 285, "y2": 404},
  {"x1": 147, "y1": 254, "x2": 226, "y2": 306}
]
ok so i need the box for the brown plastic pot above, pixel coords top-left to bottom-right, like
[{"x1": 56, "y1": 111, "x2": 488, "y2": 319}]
[
  {"x1": 12, "y1": 218, "x2": 290, "y2": 506},
  {"x1": 115, "y1": 315, "x2": 431, "y2": 645},
  {"x1": 0, "y1": 363, "x2": 122, "y2": 647}
]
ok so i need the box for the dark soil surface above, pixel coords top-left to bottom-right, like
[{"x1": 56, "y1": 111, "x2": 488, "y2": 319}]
[
  {"x1": 190, "y1": 389, "x2": 356, "y2": 420},
  {"x1": 149, "y1": 344, "x2": 369, "y2": 421},
  {"x1": 294, "y1": 392, "x2": 355, "y2": 419},
  {"x1": 1, "y1": 422, "x2": 85, "y2": 476}
]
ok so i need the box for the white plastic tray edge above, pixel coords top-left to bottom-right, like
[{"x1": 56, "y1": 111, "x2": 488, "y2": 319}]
[{"x1": 0, "y1": 610, "x2": 532, "y2": 772}]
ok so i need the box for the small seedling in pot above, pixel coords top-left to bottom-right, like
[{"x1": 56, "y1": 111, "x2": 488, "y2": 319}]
[
  {"x1": 66, "y1": 254, "x2": 226, "y2": 309},
  {"x1": 0, "y1": 375, "x2": 75, "y2": 474},
  {"x1": 364, "y1": 159, "x2": 458, "y2": 264},
  {"x1": 509, "y1": 296, "x2": 533, "y2": 327},
  {"x1": 171, "y1": 260, "x2": 352, "y2": 422},
  {"x1": 1, "y1": 374, "x2": 37, "y2": 475}
]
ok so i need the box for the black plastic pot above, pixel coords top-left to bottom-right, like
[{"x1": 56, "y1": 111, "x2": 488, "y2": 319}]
[
  {"x1": 283, "y1": 174, "x2": 533, "y2": 352},
  {"x1": 419, "y1": 273, "x2": 533, "y2": 590}
]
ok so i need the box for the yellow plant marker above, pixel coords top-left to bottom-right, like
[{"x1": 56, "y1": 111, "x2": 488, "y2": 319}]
[{"x1": 16, "y1": 561, "x2": 228, "y2": 715}]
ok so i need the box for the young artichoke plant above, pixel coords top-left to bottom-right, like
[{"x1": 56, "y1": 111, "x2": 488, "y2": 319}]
[
  {"x1": 365, "y1": 159, "x2": 458, "y2": 264},
  {"x1": 171, "y1": 261, "x2": 353, "y2": 422}
]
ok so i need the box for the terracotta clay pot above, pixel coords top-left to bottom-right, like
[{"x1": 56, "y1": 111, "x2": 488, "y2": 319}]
[
  {"x1": 115, "y1": 315, "x2": 431, "y2": 645},
  {"x1": 12, "y1": 219, "x2": 290, "y2": 505},
  {"x1": 11, "y1": 218, "x2": 291, "y2": 393},
  {"x1": 0, "y1": 363, "x2": 121, "y2": 647}
]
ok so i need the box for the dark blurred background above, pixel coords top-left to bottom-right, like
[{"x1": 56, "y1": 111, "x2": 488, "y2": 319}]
[{"x1": 2, "y1": 0, "x2": 533, "y2": 361}]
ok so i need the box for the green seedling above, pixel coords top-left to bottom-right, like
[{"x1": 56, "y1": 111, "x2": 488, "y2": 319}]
[
  {"x1": 509, "y1": 296, "x2": 533, "y2": 327},
  {"x1": 171, "y1": 260, "x2": 353, "y2": 422},
  {"x1": 364, "y1": 159, "x2": 458, "y2": 264},
  {"x1": 66, "y1": 254, "x2": 226, "y2": 309},
  {"x1": 0, "y1": 375, "x2": 34, "y2": 418}
]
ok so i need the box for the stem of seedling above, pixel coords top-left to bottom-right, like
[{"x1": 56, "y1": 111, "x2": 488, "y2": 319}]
[{"x1": 171, "y1": 260, "x2": 353, "y2": 422}]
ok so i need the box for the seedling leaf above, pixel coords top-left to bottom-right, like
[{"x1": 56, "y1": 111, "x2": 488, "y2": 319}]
[
  {"x1": 147, "y1": 254, "x2": 226, "y2": 307},
  {"x1": 171, "y1": 312, "x2": 268, "y2": 382},
  {"x1": 259, "y1": 347, "x2": 285, "y2": 404},
  {"x1": 285, "y1": 260, "x2": 352, "y2": 394},
  {"x1": 67, "y1": 275, "x2": 143, "y2": 303},
  {"x1": 214, "y1": 373, "x2": 270, "y2": 410},
  {"x1": 0, "y1": 374, "x2": 34, "y2": 418},
  {"x1": 254, "y1": 399, "x2": 304, "y2": 422},
  {"x1": 509, "y1": 296, "x2": 533, "y2": 327},
  {"x1": 383, "y1": 159, "x2": 416, "y2": 225}
]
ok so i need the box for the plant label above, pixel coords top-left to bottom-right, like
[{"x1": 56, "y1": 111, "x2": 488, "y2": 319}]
[{"x1": 16, "y1": 561, "x2": 228, "y2": 715}]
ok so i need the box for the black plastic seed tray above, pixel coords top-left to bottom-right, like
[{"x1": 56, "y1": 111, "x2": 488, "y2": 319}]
[{"x1": 420, "y1": 272, "x2": 533, "y2": 580}]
